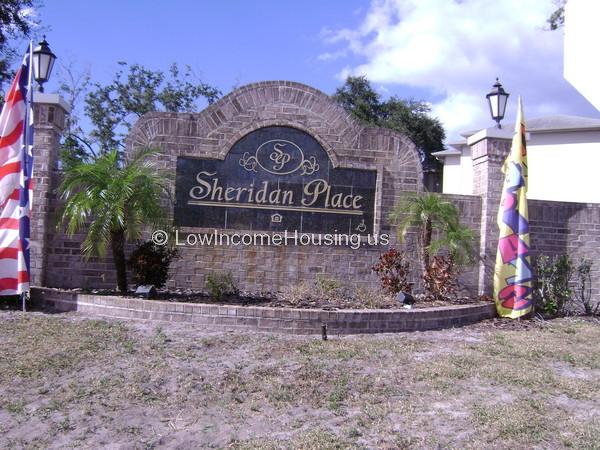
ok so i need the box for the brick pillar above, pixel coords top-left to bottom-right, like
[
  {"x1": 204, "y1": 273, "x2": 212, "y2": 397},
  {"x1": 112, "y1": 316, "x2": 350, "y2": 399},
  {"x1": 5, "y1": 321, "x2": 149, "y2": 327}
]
[
  {"x1": 469, "y1": 128, "x2": 512, "y2": 296},
  {"x1": 30, "y1": 93, "x2": 69, "y2": 286}
]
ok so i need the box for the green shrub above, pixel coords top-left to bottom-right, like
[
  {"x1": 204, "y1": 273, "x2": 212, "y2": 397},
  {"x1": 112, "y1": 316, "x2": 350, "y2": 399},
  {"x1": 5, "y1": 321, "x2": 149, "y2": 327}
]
[
  {"x1": 315, "y1": 276, "x2": 342, "y2": 296},
  {"x1": 533, "y1": 255, "x2": 573, "y2": 316},
  {"x1": 127, "y1": 241, "x2": 179, "y2": 288},
  {"x1": 575, "y1": 258, "x2": 597, "y2": 316},
  {"x1": 389, "y1": 193, "x2": 475, "y2": 301},
  {"x1": 205, "y1": 272, "x2": 238, "y2": 300}
]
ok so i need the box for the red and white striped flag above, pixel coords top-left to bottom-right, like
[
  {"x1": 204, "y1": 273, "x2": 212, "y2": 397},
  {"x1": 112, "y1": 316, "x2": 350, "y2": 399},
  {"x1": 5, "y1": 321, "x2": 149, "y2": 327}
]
[{"x1": 0, "y1": 44, "x2": 34, "y2": 295}]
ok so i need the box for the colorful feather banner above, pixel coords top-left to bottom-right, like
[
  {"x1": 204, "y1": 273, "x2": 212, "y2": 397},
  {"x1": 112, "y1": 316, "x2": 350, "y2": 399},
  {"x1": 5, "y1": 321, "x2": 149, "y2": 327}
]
[{"x1": 493, "y1": 97, "x2": 534, "y2": 318}]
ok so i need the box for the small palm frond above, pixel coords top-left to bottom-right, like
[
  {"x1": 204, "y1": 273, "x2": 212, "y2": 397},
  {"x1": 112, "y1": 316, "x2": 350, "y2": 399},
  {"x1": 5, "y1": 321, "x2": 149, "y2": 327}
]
[
  {"x1": 390, "y1": 192, "x2": 459, "y2": 241},
  {"x1": 428, "y1": 223, "x2": 476, "y2": 266},
  {"x1": 58, "y1": 147, "x2": 169, "y2": 258},
  {"x1": 390, "y1": 192, "x2": 476, "y2": 268}
]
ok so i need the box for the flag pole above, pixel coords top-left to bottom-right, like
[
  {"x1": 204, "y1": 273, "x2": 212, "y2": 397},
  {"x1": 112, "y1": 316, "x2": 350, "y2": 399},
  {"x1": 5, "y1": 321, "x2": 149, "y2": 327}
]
[{"x1": 21, "y1": 40, "x2": 34, "y2": 314}]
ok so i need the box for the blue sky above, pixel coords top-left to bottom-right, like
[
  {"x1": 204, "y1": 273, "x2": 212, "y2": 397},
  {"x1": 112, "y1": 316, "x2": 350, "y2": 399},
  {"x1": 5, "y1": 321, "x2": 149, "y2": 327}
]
[
  {"x1": 39, "y1": 0, "x2": 397, "y2": 97},
  {"x1": 27, "y1": 0, "x2": 600, "y2": 140}
]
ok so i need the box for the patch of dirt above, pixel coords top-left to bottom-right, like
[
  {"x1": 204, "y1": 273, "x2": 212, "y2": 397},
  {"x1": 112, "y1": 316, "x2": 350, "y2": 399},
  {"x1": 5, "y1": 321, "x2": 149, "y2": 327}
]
[{"x1": 1, "y1": 311, "x2": 599, "y2": 449}]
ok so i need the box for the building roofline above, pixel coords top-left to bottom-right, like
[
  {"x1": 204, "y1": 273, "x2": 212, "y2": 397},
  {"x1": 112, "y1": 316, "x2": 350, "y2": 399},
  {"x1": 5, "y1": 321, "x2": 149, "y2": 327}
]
[
  {"x1": 461, "y1": 114, "x2": 600, "y2": 140},
  {"x1": 432, "y1": 148, "x2": 462, "y2": 157}
]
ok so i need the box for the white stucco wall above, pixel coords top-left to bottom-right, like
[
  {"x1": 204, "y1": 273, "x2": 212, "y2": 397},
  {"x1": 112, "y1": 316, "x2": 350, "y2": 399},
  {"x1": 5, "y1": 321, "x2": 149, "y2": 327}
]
[
  {"x1": 441, "y1": 130, "x2": 600, "y2": 203},
  {"x1": 441, "y1": 146, "x2": 473, "y2": 195},
  {"x1": 527, "y1": 130, "x2": 600, "y2": 203},
  {"x1": 442, "y1": 155, "x2": 461, "y2": 194}
]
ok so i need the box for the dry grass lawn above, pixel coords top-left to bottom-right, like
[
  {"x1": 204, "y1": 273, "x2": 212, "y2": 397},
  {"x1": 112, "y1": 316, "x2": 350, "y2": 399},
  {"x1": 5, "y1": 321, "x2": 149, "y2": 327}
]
[{"x1": 1, "y1": 310, "x2": 599, "y2": 449}]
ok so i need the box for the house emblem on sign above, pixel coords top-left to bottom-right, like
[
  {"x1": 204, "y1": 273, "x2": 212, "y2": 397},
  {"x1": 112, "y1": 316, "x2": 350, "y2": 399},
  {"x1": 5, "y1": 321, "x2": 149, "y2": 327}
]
[{"x1": 271, "y1": 213, "x2": 283, "y2": 223}]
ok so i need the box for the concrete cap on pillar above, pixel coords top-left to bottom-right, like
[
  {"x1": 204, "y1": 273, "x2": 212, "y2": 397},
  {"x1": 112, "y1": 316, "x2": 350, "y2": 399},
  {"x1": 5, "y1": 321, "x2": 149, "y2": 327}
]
[
  {"x1": 33, "y1": 92, "x2": 71, "y2": 113},
  {"x1": 466, "y1": 126, "x2": 529, "y2": 147}
]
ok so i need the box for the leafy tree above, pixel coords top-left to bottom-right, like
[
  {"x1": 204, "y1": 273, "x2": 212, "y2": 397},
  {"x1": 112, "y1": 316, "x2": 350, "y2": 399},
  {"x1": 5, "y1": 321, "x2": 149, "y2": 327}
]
[
  {"x1": 547, "y1": 0, "x2": 566, "y2": 30},
  {"x1": 333, "y1": 76, "x2": 445, "y2": 172},
  {"x1": 57, "y1": 61, "x2": 91, "y2": 138},
  {"x1": 333, "y1": 75, "x2": 381, "y2": 124},
  {"x1": 380, "y1": 98, "x2": 445, "y2": 167},
  {"x1": 0, "y1": 1, "x2": 35, "y2": 44},
  {"x1": 0, "y1": 0, "x2": 40, "y2": 99},
  {"x1": 56, "y1": 62, "x2": 218, "y2": 291},
  {"x1": 389, "y1": 192, "x2": 475, "y2": 276},
  {"x1": 58, "y1": 147, "x2": 169, "y2": 293},
  {"x1": 56, "y1": 61, "x2": 93, "y2": 169},
  {"x1": 60, "y1": 62, "x2": 221, "y2": 162}
]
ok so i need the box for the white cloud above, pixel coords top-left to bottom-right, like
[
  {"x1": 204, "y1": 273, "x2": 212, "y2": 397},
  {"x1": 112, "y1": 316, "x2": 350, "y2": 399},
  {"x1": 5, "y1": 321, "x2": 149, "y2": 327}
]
[
  {"x1": 432, "y1": 92, "x2": 487, "y2": 137},
  {"x1": 322, "y1": 0, "x2": 599, "y2": 140},
  {"x1": 317, "y1": 50, "x2": 347, "y2": 61}
]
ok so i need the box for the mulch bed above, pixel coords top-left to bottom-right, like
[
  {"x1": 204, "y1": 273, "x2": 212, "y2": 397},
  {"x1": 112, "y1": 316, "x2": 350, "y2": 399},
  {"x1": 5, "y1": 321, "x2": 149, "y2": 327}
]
[
  {"x1": 48, "y1": 288, "x2": 489, "y2": 310},
  {"x1": 265, "y1": 295, "x2": 484, "y2": 310}
]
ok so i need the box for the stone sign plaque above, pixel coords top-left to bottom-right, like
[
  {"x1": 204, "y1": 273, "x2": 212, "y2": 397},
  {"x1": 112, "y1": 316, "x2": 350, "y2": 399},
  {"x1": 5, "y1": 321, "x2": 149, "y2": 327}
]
[{"x1": 174, "y1": 126, "x2": 377, "y2": 234}]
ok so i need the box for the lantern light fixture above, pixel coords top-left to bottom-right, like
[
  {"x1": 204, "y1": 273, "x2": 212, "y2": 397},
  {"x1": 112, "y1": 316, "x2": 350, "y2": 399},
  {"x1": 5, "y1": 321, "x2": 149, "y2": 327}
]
[
  {"x1": 486, "y1": 77, "x2": 510, "y2": 128},
  {"x1": 32, "y1": 36, "x2": 57, "y2": 93}
]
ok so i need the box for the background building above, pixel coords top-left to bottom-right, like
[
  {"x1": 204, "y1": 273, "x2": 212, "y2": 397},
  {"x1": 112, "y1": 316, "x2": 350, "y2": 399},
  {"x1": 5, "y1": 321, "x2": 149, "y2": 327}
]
[{"x1": 434, "y1": 114, "x2": 600, "y2": 203}]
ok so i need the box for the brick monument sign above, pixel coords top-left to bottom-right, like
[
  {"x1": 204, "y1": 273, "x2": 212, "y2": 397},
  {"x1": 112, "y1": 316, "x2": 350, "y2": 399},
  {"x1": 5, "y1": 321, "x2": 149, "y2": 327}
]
[
  {"x1": 30, "y1": 81, "x2": 599, "y2": 303},
  {"x1": 35, "y1": 81, "x2": 426, "y2": 292}
]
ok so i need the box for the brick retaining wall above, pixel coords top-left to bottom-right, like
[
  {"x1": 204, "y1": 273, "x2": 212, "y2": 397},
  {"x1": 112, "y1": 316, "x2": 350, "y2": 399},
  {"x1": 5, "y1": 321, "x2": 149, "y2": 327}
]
[{"x1": 31, "y1": 288, "x2": 497, "y2": 335}]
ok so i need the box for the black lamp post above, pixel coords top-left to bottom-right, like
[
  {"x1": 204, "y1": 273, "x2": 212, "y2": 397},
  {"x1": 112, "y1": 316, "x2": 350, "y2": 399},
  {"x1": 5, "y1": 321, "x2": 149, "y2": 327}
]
[
  {"x1": 486, "y1": 78, "x2": 509, "y2": 128},
  {"x1": 32, "y1": 36, "x2": 57, "y2": 92}
]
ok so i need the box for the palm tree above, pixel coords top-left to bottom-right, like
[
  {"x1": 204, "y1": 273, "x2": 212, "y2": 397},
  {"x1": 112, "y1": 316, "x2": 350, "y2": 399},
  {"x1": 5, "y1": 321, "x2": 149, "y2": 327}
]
[
  {"x1": 429, "y1": 221, "x2": 476, "y2": 267},
  {"x1": 389, "y1": 193, "x2": 475, "y2": 274},
  {"x1": 58, "y1": 147, "x2": 169, "y2": 293}
]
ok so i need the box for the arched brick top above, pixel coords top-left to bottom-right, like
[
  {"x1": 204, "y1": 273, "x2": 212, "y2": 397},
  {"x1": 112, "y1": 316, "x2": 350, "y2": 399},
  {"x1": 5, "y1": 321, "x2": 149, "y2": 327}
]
[
  {"x1": 219, "y1": 119, "x2": 341, "y2": 168},
  {"x1": 127, "y1": 80, "x2": 423, "y2": 190},
  {"x1": 211, "y1": 81, "x2": 361, "y2": 149}
]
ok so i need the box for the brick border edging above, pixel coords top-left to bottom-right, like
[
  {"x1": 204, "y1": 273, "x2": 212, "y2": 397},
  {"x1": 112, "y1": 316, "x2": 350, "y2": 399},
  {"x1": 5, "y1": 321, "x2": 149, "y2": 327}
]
[{"x1": 30, "y1": 287, "x2": 497, "y2": 335}]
